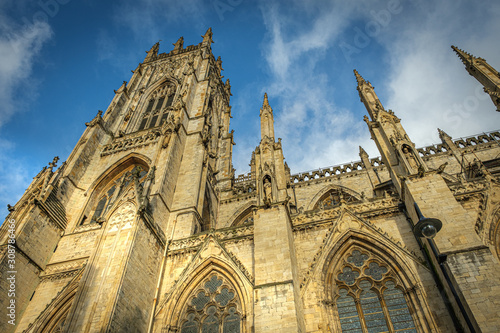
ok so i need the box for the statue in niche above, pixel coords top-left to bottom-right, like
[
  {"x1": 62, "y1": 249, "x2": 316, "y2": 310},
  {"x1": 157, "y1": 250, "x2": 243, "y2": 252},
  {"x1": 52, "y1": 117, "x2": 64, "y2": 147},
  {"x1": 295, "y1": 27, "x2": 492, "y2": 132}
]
[
  {"x1": 402, "y1": 145, "x2": 419, "y2": 172},
  {"x1": 263, "y1": 176, "x2": 272, "y2": 207}
]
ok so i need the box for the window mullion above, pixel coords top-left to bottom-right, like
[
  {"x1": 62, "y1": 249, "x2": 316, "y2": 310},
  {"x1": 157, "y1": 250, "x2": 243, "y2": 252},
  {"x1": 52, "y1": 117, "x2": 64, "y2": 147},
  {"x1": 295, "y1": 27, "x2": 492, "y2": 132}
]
[
  {"x1": 379, "y1": 292, "x2": 395, "y2": 333},
  {"x1": 355, "y1": 297, "x2": 370, "y2": 333}
]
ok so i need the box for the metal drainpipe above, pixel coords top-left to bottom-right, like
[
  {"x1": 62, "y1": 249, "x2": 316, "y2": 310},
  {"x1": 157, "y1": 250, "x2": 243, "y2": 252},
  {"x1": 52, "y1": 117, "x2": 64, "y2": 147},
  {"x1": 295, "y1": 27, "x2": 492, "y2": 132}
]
[
  {"x1": 400, "y1": 203, "x2": 477, "y2": 333},
  {"x1": 147, "y1": 218, "x2": 177, "y2": 333},
  {"x1": 399, "y1": 204, "x2": 462, "y2": 332}
]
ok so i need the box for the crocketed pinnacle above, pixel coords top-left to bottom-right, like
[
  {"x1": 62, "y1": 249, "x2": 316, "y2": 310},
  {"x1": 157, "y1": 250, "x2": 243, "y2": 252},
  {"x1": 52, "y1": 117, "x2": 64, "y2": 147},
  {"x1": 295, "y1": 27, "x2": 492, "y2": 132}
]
[
  {"x1": 353, "y1": 69, "x2": 366, "y2": 86},
  {"x1": 263, "y1": 93, "x2": 270, "y2": 108},
  {"x1": 451, "y1": 45, "x2": 475, "y2": 67}
]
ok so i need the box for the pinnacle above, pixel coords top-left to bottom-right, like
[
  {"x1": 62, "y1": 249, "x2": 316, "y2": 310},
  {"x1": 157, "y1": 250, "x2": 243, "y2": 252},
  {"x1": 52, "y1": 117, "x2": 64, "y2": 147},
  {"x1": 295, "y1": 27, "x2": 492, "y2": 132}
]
[
  {"x1": 437, "y1": 128, "x2": 451, "y2": 140},
  {"x1": 263, "y1": 93, "x2": 270, "y2": 108},
  {"x1": 451, "y1": 45, "x2": 475, "y2": 66},
  {"x1": 359, "y1": 146, "x2": 368, "y2": 156},
  {"x1": 353, "y1": 69, "x2": 366, "y2": 86}
]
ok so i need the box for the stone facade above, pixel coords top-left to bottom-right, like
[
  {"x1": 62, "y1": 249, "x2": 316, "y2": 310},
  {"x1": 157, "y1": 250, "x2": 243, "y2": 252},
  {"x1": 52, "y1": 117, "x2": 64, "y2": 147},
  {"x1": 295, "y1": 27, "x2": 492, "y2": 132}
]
[{"x1": 1, "y1": 32, "x2": 500, "y2": 332}]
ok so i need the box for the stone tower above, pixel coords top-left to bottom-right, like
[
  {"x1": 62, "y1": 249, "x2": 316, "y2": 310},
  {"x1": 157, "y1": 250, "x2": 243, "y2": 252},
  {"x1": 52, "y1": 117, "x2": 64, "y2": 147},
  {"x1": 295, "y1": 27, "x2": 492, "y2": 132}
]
[{"x1": 2, "y1": 32, "x2": 500, "y2": 333}]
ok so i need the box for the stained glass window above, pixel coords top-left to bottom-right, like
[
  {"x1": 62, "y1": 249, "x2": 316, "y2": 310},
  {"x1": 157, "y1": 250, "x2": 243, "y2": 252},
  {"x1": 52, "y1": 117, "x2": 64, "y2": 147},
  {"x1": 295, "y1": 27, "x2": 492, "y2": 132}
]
[
  {"x1": 180, "y1": 273, "x2": 242, "y2": 333},
  {"x1": 334, "y1": 248, "x2": 417, "y2": 333}
]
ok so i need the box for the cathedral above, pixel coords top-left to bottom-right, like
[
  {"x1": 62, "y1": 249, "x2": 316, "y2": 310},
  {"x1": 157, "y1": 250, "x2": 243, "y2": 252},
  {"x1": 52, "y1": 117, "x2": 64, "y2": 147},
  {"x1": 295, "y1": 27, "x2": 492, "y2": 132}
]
[{"x1": 2, "y1": 28, "x2": 500, "y2": 333}]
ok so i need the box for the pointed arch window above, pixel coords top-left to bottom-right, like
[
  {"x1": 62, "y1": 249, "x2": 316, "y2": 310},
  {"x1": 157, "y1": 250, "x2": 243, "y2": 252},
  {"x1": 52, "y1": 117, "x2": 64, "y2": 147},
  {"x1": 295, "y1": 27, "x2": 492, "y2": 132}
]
[
  {"x1": 333, "y1": 249, "x2": 417, "y2": 333},
  {"x1": 138, "y1": 82, "x2": 176, "y2": 131},
  {"x1": 314, "y1": 188, "x2": 360, "y2": 210},
  {"x1": 82, "y1": 166, "x2": 148, "y2": 225},
  {"x1": 180, "y1": 273, "x2": 242, "y2": 333}
]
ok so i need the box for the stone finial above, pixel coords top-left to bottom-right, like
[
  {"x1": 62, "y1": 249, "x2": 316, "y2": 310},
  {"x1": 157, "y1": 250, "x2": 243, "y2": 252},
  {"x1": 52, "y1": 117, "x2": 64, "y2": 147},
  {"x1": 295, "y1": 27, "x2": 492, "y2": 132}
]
[
  {"x1": 216, "y1": 56, "x2": 223, "y2": 71},
  {"x1": 202, "y1": 27, "x2": 213, "y2": 44},
  {"x1": 437, "y1": 128, "x2": 451, "y2": 141},
  {"x1": 145, "y1": 41, "x2": 160, "y2": 62},
  {"x1": 359, "y1": 146, "x2": 368, "y2": 158},
  {"x1": 173, "y1": 36, "x2": 184, "y2": 51},
  {"x1": 7, "y1": 204, "x2": 15, "y2": 212},
  {"x1": 49, "y1": 156, "x2": 60, "y2": 169},
  {"x1": 262, "y1": 93, "x2": 271, "y2": 109},
  {"x1": 224, "y1": 79, "x2": 232, "y2": 96}
]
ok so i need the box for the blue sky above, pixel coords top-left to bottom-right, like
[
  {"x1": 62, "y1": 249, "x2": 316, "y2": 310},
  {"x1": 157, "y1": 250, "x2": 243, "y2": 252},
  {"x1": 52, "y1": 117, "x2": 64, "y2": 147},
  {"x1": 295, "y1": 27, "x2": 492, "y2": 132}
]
[{"x1": 1, "y1": 0, "x2": 500, "y2": 215}]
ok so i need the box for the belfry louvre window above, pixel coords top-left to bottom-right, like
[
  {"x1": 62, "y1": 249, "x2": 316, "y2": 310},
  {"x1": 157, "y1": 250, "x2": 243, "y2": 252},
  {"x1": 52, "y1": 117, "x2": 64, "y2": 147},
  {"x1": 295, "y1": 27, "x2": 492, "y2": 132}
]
[
  {"x1": 138, "y1": 82, "x2": 176, "y2": 131},
  {"x1": 334, "y1": 249, "x2": 417, "y2": 333},
  {"x1": 180, "y1": 273, "x2": 242, "y2": 333}
]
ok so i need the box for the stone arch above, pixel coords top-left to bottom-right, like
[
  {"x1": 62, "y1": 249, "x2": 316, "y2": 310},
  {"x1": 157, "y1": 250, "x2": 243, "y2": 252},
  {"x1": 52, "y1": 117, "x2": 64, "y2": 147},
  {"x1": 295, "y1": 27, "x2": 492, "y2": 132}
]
[
  {"x1": 30, "y1": 269, "x2": 84, "y2": 333},
  {"x1": 227, "y1": 202, "x2": 256, "y2": 228},
  {"x1": 163, "y1": 258, "x2": 252, "y2": 333},
  {"x1": 76, "y1": 154, "x2": 149, "y2": 227},
  {"x1": 488, "y1": 205, "x2": 500, "y2": 261},
  {"x1": 320, "y1": 230, "x2": 435, "y2": 332},
  {"x1": 307, "y1": 185, "x2": 363, "y2": 211}
]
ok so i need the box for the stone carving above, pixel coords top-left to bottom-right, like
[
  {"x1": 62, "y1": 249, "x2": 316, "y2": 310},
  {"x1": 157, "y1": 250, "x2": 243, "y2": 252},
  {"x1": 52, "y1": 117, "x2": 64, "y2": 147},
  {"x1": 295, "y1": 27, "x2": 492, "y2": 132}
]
[
  {"x1": 263, "y1": 176, "x2": 272, "y2": 206},
  {"x1": 101, "y1": 129, "x2": 161, "y2": 156},
  {"x1": 85, "y1": 110, "x2": 103, "y2": 128}
]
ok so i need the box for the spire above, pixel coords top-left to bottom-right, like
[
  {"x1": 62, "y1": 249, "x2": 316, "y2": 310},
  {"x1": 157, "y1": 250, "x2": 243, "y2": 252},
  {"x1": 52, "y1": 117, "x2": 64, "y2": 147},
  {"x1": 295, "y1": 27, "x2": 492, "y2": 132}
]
[
  {"x1": 451, "y1": 45, "x2": 500, "y2": 112},
  {"x1": 202, "y1": 27, "x2": 213, "y2": 45},
  {"x1": 260, "y1": 93, "x2": 275, "y2": 140},
  {"x1": 451, "y1": 45, "x2": 475, "y2": 67},
  {"x1": 354, "y1": 69, "x2": 367, "y2": 86},
  {"x1": 354, "y1": 70, "x2": 383, "y2": 120}
]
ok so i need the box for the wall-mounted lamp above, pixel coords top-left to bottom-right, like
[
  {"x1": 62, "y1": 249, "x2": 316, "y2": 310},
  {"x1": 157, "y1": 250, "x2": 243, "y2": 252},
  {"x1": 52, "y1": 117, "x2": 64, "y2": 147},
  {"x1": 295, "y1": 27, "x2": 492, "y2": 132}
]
[{"x1": 413, "y1": 202, "x2": 442, "y2": 239}]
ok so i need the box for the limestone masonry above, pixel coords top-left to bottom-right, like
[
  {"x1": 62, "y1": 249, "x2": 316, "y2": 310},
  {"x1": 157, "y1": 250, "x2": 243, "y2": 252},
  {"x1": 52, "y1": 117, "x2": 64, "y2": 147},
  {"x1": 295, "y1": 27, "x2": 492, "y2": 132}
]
[{"x1": 2, "y1": 29, "x2": 500, "y2": 332}]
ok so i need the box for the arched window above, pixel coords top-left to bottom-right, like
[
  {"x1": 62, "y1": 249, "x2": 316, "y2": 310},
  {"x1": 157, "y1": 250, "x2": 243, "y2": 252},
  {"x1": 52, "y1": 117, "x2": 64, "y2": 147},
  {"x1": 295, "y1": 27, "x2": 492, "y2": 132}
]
[
  {"x1": 138, "y1": 82, "x2": 176, "y2": 131},
  {"x1": 81, "y1": 165, "x2": 148, "y2": 225},
  {"x1": 314, "y1": 188, "x2": 359, "y2": 210},
  {"x1": 334, "y1": 248, "x2": 417, "y2": 332},
  {"x1": 180, "y1": 273, "x2": 242, "y2": 333}
]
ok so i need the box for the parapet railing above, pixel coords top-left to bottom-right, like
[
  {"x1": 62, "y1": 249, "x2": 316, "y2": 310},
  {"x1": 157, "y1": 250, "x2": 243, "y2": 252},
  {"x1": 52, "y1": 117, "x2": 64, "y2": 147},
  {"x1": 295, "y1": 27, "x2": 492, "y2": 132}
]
[{"x1": 234, "y1": 130, "x2": 500, "y2": 185}]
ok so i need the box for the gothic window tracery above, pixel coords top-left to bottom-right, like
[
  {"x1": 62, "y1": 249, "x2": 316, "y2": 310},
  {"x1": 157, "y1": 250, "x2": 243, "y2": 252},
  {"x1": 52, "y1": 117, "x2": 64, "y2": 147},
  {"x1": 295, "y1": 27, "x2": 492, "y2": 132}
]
[
  {"x1": 138, "y1": 82, "x2": 176, "y2": 131},
  {"x1": 333, "y1": 248, "x2": 417, "y2": 332},
  {"x1": 314, "y1": 189, "x2": 359, "y2": 210},
  {"x1": 180, "y1": 273, "x2": 242, "y2": 333},
  {"x1": 82, "y1": 165, "x2": 148, "y2": 225}
]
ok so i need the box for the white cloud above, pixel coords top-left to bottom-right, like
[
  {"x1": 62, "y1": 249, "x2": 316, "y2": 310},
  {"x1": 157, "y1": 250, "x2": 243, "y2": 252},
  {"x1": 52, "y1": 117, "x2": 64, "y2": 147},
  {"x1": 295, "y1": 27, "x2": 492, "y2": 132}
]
[
  {"x1": 382, "y1": 0, "x2": 500, "y2": 146},
  {"x1": 0, "y1": 17, "x2": 52, "y2": 127},
  {"x1": 249, "y1": 0, "x2": 500, "y2": 177}
]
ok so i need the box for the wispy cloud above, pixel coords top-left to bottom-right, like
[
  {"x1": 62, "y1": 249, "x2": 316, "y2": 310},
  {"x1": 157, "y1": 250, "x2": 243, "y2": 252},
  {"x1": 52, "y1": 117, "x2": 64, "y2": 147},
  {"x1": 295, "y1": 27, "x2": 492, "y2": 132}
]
[
  {"x1": 0, "y1": 11, "x2": 52, "y2": 214},
  {"x1": 0, "y1": 16, "x2": 52, "y2": 127},
  {"x1": 382, "y1": 0, "x2": 500, "y2": 145},
  {"x1": 251, "y1": 0, "x2": 500, "y2": 176}
]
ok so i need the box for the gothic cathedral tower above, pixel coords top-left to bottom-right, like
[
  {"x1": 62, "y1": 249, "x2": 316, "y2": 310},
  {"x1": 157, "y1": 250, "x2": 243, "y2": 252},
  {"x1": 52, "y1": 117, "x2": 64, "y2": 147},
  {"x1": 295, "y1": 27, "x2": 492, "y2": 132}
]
[{"x1": 2, "y1": 31, "x2": 500, "y2": 333}]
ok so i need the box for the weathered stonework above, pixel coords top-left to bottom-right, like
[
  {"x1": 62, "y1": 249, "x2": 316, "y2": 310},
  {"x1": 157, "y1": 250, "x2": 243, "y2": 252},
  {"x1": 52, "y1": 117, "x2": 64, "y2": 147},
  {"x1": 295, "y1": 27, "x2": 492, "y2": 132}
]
[{"x1": 1, "y1": 32, "x2": 500, "y2": 333}]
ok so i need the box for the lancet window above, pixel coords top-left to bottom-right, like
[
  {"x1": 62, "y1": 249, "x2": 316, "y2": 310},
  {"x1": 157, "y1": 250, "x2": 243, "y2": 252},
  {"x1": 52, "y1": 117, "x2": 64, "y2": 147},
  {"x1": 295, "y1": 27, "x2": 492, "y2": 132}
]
[
  {"x1": 82, "y1": 165, "x2": 148, "y2": 225},
  {"x1": 334, "y1": 248, "x2": 417, "y2": 333},
  {"x1": 138, "y1": 82, "x2": 176, "y2": 131},
  {"x1": 180, "y1": 273, "x2": 242, "y2": 333}
]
